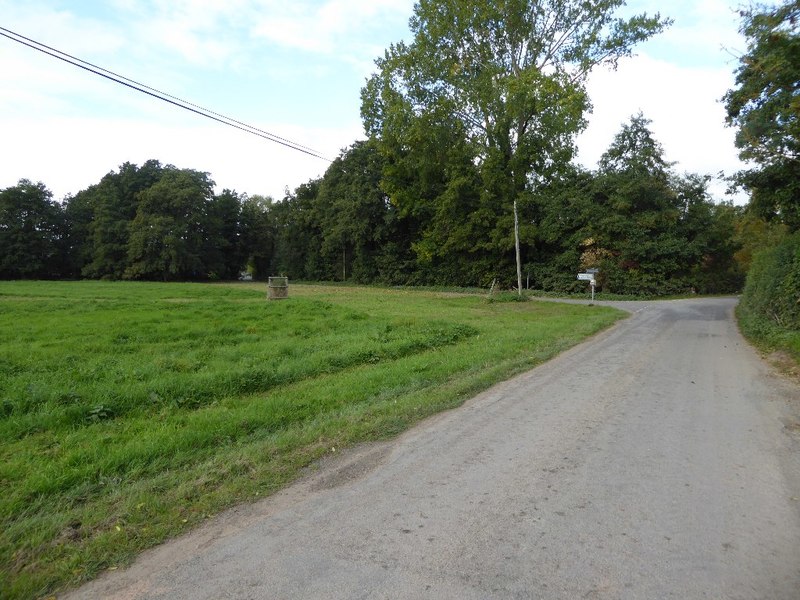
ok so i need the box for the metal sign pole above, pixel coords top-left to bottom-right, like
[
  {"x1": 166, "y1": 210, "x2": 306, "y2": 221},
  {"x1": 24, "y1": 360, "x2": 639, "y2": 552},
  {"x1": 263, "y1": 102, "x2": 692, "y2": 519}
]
[{"x1": 577, "y1": 272, "x2": 597, "y2": 303}]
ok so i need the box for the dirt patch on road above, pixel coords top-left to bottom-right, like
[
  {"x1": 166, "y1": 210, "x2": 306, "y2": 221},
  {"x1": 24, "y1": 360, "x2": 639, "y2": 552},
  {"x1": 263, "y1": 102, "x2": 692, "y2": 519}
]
[
  {"x1": 767, "y1": 351, "x2": 800, "y2": 382},
  {"x1": 307, "y1": 442, "x2": 393, "y2": 492}
]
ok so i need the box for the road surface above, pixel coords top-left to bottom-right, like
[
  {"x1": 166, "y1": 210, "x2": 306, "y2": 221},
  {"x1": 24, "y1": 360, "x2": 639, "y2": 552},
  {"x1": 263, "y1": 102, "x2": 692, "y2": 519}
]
[{"x1": 67, "y1": 298, "x2": 800, "y2": 599}]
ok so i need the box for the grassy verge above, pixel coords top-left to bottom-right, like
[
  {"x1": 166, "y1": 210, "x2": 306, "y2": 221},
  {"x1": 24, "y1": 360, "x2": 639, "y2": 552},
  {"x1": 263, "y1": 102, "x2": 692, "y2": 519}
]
[
  {"x1": 0, "y1": 281, "x2": 625, "y2": 598},
  {"x1": 736, "y1": 303, "x2": 800, "y2": 366}
]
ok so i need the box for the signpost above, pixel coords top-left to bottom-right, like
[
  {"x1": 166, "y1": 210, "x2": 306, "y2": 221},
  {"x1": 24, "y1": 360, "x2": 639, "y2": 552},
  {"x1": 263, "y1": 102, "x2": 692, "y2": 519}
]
[{"x1": 577, "y1": 272, "x2": 596, "y2": 303}]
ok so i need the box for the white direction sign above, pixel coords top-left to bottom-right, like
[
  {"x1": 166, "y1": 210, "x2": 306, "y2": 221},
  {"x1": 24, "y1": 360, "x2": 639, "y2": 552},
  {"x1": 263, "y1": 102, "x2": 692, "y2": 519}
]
[{"x1": 577, "y1": 273, "x2": 595, "y2": 282}]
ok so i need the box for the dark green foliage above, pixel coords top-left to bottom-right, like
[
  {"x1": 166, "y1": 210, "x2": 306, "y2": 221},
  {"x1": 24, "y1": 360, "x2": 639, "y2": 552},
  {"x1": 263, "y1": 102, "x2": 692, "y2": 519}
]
[
  {"x1": 316, "y1": 140, "x2": 397, "y2": 282},
  {"x1": 0, "y1": 180, "x2": 65, "y2": 279},
  {"x1": 587, "y1": 118, "x2": 684, "y2": 294},
  {"x1": 238, "y1": 194, "x2": 275, "y2": 279},
  {"x1": 739, "y1": 231, "x2": 800, "y2": 330},
  {"x1": 724, "y1": 0, "x2": 800, "y2": 229},
  {"x1": 79, "y1": 160, "x2": 166, "y2": 279},
  {"x1": 268, "y1": 142, "x2": 416, "y2": 285},
  {"x1": 679, "y1": 189, "x2": 746, "y2": 294},
  {"x1": 524, "y1": 116, "x2": 744, "y2": 296},
  {"x1": 361, "y1": 0, "x2": 669, "y2": 288},
  {"x1": 733, "y1": 211, "x2": 789, "y2": 272},
  {"x1": 19, "y1": 161, "x2": 279, "y2": 283},
  {"x1": 1, "y1": 128, "x2": 743, "y2": 294},
  {"x1": 270, "y1": 179, "x2": 323, "y2": 279},
  {"x1": 734, "y1": 161, "x2": 800, "y2": 230},
  {"x1": 204, "y1": 189, "x2": 246, "y2": 280},
  {"x1": 594, "y1": 117, "x2": 744, "y2": 295},
  {"x1": 125, "y1": 168, "x2": 214, "y2": 280}
]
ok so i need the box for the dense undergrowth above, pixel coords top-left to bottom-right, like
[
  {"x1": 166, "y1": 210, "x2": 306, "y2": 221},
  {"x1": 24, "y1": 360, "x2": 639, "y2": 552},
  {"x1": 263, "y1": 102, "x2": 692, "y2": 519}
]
[{"x1": 736, "y1": 231, "x2": 800, "y2": 362}]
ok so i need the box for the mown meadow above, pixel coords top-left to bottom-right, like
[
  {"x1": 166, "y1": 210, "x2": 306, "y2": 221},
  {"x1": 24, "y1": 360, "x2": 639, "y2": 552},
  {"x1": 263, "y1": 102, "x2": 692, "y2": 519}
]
[{"x1": 0, "y1": 281, "x2": 625, "y2": 598}]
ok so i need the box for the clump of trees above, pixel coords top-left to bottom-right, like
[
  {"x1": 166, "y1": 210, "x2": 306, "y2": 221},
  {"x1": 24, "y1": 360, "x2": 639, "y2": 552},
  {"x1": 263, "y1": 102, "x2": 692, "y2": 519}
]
[
  {"x1": 529, "y1": 114, "x2": 743, "y2": 295},
  {"x1": 0, "y1": 117, "x2": 745, "y2": 294},
  {"x1": 0, "y1": 180, "x2": 65, "y2": 279},
  {"x1": 361, "y1": 0, "x2": 670, "y2": 291},
  {"x1": 725, "y1": 0, "x2": 800, "y2": 335},
  {"x1": 1, "y1": 161, "x2": 278, "y2": 281},
  {"x1": 724, "y1": 0, "x2": 800, "y2": 230},
  {"x1": 0, "y1": 0, "x2": 757, "y2": 295}
]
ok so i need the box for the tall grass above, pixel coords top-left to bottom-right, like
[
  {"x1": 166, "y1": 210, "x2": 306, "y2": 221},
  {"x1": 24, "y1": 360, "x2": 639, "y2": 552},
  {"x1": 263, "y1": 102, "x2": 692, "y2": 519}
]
[{"x1": 0, "y1": 281, "x2": 624, "y2": 598}]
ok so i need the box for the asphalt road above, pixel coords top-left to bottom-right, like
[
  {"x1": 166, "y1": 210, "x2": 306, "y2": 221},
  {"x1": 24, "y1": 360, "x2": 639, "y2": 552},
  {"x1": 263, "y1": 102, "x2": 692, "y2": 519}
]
[{"x1": 67, "y1": 298, "x2": 800, "y2": 599}]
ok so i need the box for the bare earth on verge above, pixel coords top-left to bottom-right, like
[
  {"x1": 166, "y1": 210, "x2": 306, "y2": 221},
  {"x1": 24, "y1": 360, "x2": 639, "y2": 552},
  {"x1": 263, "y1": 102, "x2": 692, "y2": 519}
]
[{"x1": 66, "y1": 298, "x2": 800, "y2": 600}]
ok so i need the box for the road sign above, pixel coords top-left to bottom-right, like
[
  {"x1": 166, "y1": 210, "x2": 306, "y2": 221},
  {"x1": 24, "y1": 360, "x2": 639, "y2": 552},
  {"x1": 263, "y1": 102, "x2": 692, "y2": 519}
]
[{"x1": 577, "y1": 273, "x2": 595, "y2": 281}]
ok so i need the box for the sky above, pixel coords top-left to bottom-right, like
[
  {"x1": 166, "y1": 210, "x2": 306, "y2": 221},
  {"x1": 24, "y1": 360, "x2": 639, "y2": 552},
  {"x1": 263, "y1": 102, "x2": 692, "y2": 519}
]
[{"x1": 1, "y1": 0, "x2": 755, "y2": 204}]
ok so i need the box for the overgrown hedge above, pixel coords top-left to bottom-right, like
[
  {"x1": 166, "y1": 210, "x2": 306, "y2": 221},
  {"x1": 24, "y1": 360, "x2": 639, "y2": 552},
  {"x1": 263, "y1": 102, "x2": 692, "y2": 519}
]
[
  {"x1": 739, "y1": 232, "x2": 800, "y2": 330},
  {"x1": 737, "y1": 232, "x2": 800, "y2": 361}
]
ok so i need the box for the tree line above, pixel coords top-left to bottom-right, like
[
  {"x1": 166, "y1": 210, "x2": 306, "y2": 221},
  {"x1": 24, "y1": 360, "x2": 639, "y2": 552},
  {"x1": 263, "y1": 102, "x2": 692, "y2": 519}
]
[
  {"x1": 0, "y1": 115, "x2": 745, "y2": 294},
  {"x1": 2, "y1": 0, "x2": 796, "y2": 297},
  {"x1": 0, "y1": 161, "x2": 272, "y2": 281}
]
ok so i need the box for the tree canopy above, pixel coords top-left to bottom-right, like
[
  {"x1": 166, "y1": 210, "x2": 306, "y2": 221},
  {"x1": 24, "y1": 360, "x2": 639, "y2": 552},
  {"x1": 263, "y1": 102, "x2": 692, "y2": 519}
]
[
  {"x1": 0, "y1": 180, "x2": 65, "y2": 279},
  {"x1": 724, "y1": 0, "x2": 800, "y2": 229},
  {"x1": 0, "y1": 3, "x2": 755, "y2": 295},
  {"x1": 0, "y1": 162, "x2": 282, "y2": 282},
  {"x1": 528, "y1": 114, "x2": 744, "y2": 295},
  {"x1": 362, "y1": 0, "x2": 670, "y2": 288}
]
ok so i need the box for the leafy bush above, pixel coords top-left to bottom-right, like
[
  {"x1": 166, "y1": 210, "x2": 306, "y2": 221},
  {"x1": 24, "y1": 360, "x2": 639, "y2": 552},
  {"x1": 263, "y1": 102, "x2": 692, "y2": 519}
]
[{"x1": 739, "y1": 231, "x2": 800, "y2": 330}]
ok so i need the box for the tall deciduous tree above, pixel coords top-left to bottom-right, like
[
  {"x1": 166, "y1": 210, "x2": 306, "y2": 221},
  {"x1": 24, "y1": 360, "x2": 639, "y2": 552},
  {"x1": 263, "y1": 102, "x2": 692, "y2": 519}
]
[
  {"x1": 724, "y1": 0, "x2": 800, "y2": 229},
  {"x1": 204, "y1": 189, "x2": 244, "y2": 280},
  {"x1": 79, "y1": 160, "x2": 165, "y2": 279},
  {"x1": 590, "y1": 114, "x2": 691, "y2": 293},
  {"x1": 125, "y1": 168, "x2": 214, "y2": 280},
  {"x1": 270, "y1": 180, "x2": 323, "y2": 279},
  {"x1": 581, "y1": 115, "x2": 742, "y2": 294},
  {"x1": 317, "y1": 141, "x2": 399, "y2": 283},
  {"x1": 0, "y1": 180, "x2": 65, "y2": 279},
  {"x1": 362, "y1": 0, "x2": 669, "y2": 289},
  {"x1": 62, "y1": 190, "x2": 94, "y2": 278}
]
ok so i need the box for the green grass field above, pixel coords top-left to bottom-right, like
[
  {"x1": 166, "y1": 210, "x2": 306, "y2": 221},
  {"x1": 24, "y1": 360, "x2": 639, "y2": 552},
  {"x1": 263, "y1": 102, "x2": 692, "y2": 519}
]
[{"x1": 0, "y1": 281, "x2": 625, "y2": 598}]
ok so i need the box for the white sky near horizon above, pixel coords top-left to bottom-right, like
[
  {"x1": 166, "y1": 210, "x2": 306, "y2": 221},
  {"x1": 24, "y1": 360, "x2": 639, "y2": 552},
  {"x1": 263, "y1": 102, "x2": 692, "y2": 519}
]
[{"x1": 0, "y1": 0, "x2": 758, "y2": 204}]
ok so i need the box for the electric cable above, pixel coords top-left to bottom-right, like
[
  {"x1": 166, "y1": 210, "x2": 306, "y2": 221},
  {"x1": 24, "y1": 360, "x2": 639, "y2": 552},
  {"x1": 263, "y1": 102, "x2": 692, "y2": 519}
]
[{"x1": 0, "y1": 26, "x2": 332, "y2": 162}]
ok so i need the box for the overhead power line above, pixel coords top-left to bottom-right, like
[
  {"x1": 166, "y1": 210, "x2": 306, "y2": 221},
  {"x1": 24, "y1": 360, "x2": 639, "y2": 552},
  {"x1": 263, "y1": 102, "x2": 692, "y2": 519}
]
[{"x1": 0, "y1": 26, "x2": 332, "y2": 162}]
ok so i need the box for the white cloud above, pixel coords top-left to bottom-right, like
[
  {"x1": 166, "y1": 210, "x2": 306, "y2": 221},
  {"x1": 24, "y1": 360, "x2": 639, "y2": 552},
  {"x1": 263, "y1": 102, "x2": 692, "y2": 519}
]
[
  {"x1": 619, "y1": 0, "x2": 745, "y2": 69},
  {"x1": 0, "y1": 2, "x2": 125, "y2": 57},
  {"x1": 250, "y1": 0, "x2": 412, "y2": 56},
  {"x1": 1, "y1": 0, "x2": 751, "y2": 206},
  {"x1": 104, "y1": 0, "x2": 252, "y2": 69},
  {"x1": 0, "y1": 0, "x2": 382, "y2": 203},
  {"x1": 577, "y1": 53, "x2": 746, "y2": 202},
  {"x1": 0, "y1": 109, "x2": 361, "y2": 202},
  {"x1": 572, "y1": 1, "x2": 749, "y2": 202}
]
